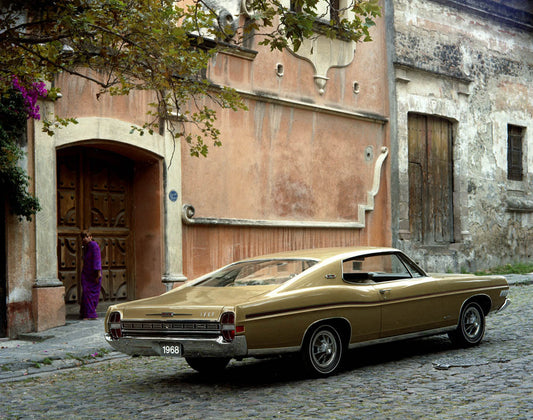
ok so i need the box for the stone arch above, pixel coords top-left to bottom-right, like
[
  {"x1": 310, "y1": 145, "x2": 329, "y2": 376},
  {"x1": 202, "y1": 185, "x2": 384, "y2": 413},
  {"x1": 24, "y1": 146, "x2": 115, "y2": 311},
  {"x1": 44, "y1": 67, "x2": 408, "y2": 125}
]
[{"x1": 33, "y1": 116, "x2": 184, "y2": 324}]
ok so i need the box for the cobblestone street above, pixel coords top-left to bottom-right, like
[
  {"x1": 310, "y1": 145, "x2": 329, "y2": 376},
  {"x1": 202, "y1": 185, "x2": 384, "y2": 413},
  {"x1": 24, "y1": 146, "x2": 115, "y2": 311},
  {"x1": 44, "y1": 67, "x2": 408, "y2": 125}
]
[{"x1": 1, "y1": 285, "x2": 531, "y2": 420}]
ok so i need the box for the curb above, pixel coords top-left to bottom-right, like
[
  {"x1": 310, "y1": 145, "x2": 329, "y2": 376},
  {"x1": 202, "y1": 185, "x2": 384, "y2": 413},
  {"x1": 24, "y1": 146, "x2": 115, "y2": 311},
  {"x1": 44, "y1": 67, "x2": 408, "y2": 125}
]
[
  {"x1": 0, "y1": 352, "x2": 127, "y2": 383},
  {"x1": 503, "y1": 274, "x2": 533, "y2": 286}
]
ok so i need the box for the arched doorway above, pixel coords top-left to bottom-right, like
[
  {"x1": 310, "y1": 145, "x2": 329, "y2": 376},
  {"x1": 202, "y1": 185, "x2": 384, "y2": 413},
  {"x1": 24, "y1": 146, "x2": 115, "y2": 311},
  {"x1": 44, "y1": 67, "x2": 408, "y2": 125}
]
[{"x1": 57, "y1": 147, "x2": 135, "y2": 313}]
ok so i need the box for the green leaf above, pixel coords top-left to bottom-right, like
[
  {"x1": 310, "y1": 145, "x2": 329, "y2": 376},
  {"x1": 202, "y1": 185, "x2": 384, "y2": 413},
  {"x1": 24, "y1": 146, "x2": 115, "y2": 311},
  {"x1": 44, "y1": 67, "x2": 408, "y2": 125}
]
[{"x1": 0, "y1": 0, "x2": 381, "y2": 165}]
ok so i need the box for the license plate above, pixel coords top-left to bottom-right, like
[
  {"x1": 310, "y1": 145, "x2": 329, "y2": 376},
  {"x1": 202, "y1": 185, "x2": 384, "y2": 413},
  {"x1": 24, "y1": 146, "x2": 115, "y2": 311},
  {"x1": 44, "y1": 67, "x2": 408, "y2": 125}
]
[{"x1": 160, "y1": 343, "x2": 182, "y2": 357}]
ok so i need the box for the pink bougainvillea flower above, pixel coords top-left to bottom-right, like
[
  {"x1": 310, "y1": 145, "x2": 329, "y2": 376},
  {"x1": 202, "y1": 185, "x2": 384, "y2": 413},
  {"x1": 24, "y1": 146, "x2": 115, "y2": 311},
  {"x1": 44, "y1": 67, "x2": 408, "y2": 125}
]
[{"x1": 12, "y1": 77, "x2": 48, "y2": 120}]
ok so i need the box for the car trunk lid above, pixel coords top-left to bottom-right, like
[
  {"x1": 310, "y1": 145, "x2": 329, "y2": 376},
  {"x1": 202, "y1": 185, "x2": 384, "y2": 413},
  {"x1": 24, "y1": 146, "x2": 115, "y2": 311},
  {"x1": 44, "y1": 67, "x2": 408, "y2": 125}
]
[{"x1": 118, "y1": 285, "x2": 274, "y2": 321}]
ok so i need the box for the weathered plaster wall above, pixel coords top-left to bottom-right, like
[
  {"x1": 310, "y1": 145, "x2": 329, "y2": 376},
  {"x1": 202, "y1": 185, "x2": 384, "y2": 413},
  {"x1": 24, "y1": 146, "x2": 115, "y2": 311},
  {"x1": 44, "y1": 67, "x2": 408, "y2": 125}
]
[
  {"x1": 181, "y1": 6, "x2": 392, "y2": 279},
  {"x1": 5, "y1": 70, "x2": 187, "y2": 336},
  {"x1": 6, "y1": 212, "x2": 35, "y2": 336},
  {"x1": 51, "y1": 76, "x2": 188, "y2": 292},
  {"x1": 5, "y1": 118, "x2": 37, "y2": 336},
  {"x1": 392, "y1": 0, "x2": 533, "y2": 272},
  {"x1": 183, "y1": 102, "x2": 387, "y2": 221}
]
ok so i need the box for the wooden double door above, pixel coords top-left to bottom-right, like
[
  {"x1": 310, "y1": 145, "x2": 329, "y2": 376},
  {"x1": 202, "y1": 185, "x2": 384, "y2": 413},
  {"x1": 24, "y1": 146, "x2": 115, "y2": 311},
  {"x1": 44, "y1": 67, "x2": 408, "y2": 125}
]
[
  {"x1": 57, "y1": 147, "x2": 134, "y2": 304},
  {"x1": 408, "y1": 114, "x2": 454, "y2": 244}
]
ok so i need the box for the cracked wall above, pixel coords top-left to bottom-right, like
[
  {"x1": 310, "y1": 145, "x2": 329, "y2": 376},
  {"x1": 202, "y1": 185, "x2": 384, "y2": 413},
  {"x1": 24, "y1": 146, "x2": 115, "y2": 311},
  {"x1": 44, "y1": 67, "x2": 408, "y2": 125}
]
[{"x1": 391, "y1": 0, "x2": 533, "y2": 272}]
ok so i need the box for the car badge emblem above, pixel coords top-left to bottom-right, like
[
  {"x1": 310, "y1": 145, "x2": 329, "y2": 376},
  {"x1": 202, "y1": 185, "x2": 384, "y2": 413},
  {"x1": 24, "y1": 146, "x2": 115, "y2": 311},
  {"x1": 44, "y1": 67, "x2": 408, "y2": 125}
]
[{"x1": 146, "y1": 312, "x2": 192, "y2": 317}]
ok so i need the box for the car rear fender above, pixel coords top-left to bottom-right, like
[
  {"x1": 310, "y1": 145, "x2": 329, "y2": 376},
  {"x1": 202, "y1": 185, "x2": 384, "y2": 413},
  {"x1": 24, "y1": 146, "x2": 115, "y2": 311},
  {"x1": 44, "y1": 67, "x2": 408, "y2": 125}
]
[{"x1": 301, "y1": 317, "x2": 352, "y2": 350}]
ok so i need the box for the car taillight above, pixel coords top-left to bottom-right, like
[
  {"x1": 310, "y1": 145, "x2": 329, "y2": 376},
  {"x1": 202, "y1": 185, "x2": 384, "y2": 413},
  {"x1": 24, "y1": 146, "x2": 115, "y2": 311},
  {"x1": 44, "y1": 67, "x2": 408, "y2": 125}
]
[
  {"x1": 108, "y1": 311, "x2": 122, "y2": 339},
  {"x1": 220, "y1": 312, "x2": 235, "y2": 342}
]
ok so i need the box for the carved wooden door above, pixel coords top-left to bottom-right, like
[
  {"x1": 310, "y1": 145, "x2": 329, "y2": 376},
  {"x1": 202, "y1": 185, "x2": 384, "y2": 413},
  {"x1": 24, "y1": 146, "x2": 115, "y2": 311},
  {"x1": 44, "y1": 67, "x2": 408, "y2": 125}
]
[
  {"x1": 408, "y1": 114, "x2": 454, "y2": 244},
  {"x1": 57, "y1": 148, "x2": 134, "y2": 305}
]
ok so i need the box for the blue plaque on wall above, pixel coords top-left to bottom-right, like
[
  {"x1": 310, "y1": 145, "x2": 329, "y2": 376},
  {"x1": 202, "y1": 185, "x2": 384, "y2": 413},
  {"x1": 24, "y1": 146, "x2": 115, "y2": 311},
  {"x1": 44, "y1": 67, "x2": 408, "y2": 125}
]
[{"x1": 169, "y1": 190, "x2": 178, "y2": 202}]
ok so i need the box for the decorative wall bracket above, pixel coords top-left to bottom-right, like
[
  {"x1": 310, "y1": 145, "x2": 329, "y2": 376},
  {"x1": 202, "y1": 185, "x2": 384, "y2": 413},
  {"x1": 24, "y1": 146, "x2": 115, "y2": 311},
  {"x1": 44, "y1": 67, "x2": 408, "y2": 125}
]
[
  {"x1": 182, "y1": 147, "x2": 389, "y2": 229},
  {"x1": 288, "y1": 34, "x2": 356, "y2": 95}
]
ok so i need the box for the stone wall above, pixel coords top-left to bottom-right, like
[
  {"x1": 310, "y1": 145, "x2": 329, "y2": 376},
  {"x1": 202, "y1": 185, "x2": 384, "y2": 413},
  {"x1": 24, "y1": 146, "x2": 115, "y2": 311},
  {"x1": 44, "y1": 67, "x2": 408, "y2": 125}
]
[{"x1": 390, "y1": 0, "x2": 533, "y2": 272}]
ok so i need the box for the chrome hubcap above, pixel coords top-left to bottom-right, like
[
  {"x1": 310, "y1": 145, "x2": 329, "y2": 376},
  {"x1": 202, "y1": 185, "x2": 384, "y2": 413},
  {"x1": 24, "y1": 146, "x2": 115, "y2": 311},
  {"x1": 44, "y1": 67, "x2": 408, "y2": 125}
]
[
  {"x1": 464, "y1": 307, "x2": 481, "y2": 338},
  {"x1": 312, "y1": 331, "x2": 337, "y2": 368}
]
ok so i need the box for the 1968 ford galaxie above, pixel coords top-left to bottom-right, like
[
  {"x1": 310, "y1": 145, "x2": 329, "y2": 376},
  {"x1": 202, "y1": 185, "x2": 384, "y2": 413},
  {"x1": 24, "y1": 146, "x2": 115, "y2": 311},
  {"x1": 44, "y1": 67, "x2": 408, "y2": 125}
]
[{"x1": 105, "y1": 247, "x2": 510, "y2": 376}]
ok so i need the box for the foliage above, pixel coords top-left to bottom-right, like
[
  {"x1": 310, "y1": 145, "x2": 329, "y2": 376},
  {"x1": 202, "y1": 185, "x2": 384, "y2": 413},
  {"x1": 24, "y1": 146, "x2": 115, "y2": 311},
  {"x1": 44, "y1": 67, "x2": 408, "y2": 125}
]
[
  {"x1": 0, "y1": 0, "x2": 380, "y2": 219},
  {"x1": 475, "y1": 262, "x2": 533, "y2": 276},
  {"x1": 66, "y1": 347, "x2": 111, "y2": 362},
  {"x1": 0, "y1": 0, "x2": 381, "y2": 157},
  {"x1": 12, "y1": 76, "x2": 47, "y2": 119},
  {"x1": 0, "y1": 87, "x2": 41, "y2": 221},
  {"x1": 249, "y1": 0, "x2": 382, "y2": 52}
]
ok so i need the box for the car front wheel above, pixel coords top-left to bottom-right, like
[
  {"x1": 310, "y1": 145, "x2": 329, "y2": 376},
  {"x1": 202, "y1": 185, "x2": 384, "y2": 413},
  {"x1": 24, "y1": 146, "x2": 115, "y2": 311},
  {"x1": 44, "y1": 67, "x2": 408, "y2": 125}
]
[
  {"x1": 185, "y1": 357, "x2": 230, "y2": 374},
  {"x1": 449, "y1": 301, "x2": 485, "y2": 347},
  {"x1": 302, "y1": 324, "x2": 343, "y2": 377}
]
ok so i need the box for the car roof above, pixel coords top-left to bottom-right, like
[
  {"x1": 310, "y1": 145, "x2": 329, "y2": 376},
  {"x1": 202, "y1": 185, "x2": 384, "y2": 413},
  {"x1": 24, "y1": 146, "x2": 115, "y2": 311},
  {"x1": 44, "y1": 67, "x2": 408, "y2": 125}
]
[{"x1": 240, "y1": 246, "x2": 399, "y2": 262}]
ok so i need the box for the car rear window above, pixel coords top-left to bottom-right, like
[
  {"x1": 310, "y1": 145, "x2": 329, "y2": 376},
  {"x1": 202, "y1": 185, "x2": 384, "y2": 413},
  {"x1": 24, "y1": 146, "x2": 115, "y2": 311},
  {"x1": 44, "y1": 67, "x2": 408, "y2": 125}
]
[{"x1": 195, "y1": 259, "x2": 318, "y2": 287}]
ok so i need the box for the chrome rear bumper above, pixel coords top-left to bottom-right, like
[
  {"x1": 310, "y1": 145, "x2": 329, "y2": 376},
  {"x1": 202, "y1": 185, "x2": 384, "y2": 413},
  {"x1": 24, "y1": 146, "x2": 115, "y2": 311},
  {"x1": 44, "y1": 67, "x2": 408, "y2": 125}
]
[
  {"x1": 105, "y1": 334, "x2": 248, "y2": 358},
  {"x1": 497, "y1": 298, "x2": 511, "y2": 313}
]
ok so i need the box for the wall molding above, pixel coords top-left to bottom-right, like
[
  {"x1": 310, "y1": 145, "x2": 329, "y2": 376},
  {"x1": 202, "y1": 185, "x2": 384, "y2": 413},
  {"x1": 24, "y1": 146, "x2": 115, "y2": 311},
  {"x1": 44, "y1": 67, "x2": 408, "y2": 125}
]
[
  {"x1": 207, "y1": 84, "x2": 389, "y2": 125},
  {"x1": 183, "y1": 147, "x2": 389, "y2": 229}
]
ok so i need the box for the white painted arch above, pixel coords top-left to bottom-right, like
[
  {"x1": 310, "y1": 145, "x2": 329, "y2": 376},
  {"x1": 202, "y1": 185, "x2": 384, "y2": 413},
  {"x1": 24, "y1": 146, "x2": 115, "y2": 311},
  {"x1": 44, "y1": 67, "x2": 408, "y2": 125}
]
[{"x1": 33, "y1": 115, "x2": 185, "y2": 291}]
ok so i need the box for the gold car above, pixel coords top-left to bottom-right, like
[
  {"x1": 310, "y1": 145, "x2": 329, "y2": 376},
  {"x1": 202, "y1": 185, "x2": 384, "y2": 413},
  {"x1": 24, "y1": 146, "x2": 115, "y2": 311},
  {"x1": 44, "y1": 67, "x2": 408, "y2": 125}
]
[{"x1": 105, "y1": 247, "x2": 510, "y2": 376}]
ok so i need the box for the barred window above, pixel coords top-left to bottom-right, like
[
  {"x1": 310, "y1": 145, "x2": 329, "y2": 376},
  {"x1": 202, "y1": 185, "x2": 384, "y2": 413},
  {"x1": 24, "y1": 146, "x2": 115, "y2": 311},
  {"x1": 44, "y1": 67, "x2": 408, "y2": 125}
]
[
  {"x1": 330, "y1": 0, "x2": 340, "y2": 25},
  {"x1": 507, "y1": 125, "x2": 524, "y2": 181},
  {"x1": 291, "y1": 0, "x2": 342, "y2": 25},
  {"x1": 290, "y1": 0, "x2": 302, "y2": 13}
]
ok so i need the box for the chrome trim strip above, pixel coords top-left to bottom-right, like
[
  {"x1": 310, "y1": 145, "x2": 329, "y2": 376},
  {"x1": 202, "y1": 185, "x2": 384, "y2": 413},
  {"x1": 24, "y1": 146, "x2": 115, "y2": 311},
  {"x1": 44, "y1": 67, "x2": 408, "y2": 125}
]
[
  {"x1": 245, "y1": 303, "x2": 373, "y2": 320},
  {"x1": 497, "y1": 298, "x2": 511, "y2": 313},
  {"x1": 456, "y1": 294, "x2": 493, "y2": 318},
  {"x1": 247, "y1": 346, "x2": 300, "y2": 356},
  {"x1": 301, "y1": 316, "x2": 352, "y2": 348},
  {"x1": 347, "y1": 327, "x2": 455, "y2": 350},
  {"x1": 121, "y1": 319, "x2": 221, "y2": 336},
  {"x1": 202, "y1": 326, "x2": 456, "y2": 357}
]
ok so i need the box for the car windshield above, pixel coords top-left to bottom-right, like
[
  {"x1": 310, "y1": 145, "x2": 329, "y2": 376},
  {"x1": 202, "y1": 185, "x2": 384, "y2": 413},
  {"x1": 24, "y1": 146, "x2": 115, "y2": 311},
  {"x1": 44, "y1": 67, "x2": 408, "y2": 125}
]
[{"x1": 195, "y1": 259, "x2": 318, "y2": 287}]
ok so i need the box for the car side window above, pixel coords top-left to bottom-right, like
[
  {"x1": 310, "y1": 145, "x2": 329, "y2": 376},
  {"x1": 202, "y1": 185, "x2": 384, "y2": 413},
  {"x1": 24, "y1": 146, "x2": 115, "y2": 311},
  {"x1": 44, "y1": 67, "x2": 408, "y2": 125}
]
[
  {"x1": 398, "y1": 254, "x2": 425, "y2": 278},
  {"x1": 342, "y1": 253, "x2": 415, "y2": 283}
]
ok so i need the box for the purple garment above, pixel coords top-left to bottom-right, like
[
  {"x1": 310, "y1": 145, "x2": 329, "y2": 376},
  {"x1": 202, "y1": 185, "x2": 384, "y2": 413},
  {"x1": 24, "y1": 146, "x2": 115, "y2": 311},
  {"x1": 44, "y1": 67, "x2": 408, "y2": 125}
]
[{"x1": 80, "y1": 240, "x2": 102, "y2": 319}]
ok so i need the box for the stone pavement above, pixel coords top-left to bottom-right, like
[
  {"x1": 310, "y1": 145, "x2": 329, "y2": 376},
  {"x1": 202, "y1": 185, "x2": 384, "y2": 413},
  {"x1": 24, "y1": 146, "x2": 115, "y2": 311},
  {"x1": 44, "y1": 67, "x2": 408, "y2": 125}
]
[
  {"x1": 0, "y1": 316, "x2": 124, "y2": 383},
  {"x1": 0, "y1": 274, "x2": 531, "y2": 383},
  {"x1": 1, "y1": 280, "x2": 532, "y2": 420}
]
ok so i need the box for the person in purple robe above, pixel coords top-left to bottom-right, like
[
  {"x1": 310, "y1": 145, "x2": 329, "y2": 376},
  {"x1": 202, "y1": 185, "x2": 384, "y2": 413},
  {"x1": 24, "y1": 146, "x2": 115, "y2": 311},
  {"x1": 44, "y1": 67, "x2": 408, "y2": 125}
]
[{"x1": 80, "y1": 230, "x2": 102, "y2": 320}]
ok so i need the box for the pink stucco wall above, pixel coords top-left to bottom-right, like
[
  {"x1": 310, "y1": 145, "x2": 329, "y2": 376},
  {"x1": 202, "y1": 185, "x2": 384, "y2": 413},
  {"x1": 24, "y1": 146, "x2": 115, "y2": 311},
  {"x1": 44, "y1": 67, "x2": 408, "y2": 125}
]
[{"x1": 182, "y1": 11, "x2": 391, "y2": 280}]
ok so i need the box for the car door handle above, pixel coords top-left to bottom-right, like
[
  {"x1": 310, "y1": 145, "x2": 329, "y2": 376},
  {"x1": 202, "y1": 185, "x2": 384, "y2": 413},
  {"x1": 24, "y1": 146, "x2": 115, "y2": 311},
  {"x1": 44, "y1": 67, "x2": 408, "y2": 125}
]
[{"x1": 379, "y1": 289, "x2": 391, "y2": 295}]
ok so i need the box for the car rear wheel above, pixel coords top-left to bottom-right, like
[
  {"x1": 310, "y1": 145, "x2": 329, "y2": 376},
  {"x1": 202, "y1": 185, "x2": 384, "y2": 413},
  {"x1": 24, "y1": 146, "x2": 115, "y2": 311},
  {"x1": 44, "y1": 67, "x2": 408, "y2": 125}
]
[
  {"x1": 448, "y1": 301, "x2": 485, "y2": 347},
  {"x1": 302, "y1": 324, "x2": 343, "y2": 377},
  {"x1": 185, "y1": 357, "x2": 230, "y2": 374}
]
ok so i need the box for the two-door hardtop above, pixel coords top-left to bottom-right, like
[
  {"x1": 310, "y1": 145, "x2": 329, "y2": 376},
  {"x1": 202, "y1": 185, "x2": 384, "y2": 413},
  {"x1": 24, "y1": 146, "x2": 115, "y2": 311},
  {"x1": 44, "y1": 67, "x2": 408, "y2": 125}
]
[{"x1": 105, "y1": 247, "x2": 510, "y2": 376}]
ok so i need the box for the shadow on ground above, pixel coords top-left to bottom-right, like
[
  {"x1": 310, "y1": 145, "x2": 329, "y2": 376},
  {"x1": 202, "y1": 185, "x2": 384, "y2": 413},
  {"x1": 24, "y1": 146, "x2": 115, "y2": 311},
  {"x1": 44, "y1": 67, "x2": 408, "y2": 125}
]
[{"x1": 132, "y1": 335, "x2": 456, "y2": 389}]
